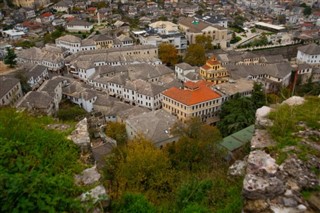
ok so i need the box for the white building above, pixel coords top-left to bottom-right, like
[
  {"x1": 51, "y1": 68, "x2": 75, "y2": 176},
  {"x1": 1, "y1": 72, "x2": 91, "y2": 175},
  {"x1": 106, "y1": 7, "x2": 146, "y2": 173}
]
[
  {"x1": 0, "y1": 77, "x2": 23, "y2": 106},
  {"x1": 2, "y1": 30, "x2": 25, "y2": 40},
  {"x1": 26, "y1": 65, "x2": 49, "y2": 90},
  {"x1": 297, "y1": 43, "x2": 320, "y2": 66},
  {"x1": 175, "y1": 63, "x2": 197, "y2": 82}
]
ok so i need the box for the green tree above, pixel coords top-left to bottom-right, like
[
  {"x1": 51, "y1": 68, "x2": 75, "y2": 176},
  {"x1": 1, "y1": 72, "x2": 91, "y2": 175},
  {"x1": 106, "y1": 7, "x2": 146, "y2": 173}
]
[
  {"x1": 184, "y1": 44, "x2": 206, "y2": 66},
  {"x1": 251, "y1": 82, "x2": 266, "y2": 109},
  {"x1": 0, "y1": 108, "x2": 83, "y2": 212},
  {"x1": 105, "y1": 122, "x2": 128, "y2": 146},
  {"x1": 167, "y1": 118, "x2": 223, "y2": 171},
  {"x1": 14, "y1": 70, "x2": 31, "y2": 93},
  {"x1": 4, "y1": 47, "x2": 17, "y2": 68},
  {"x1": 112, "y1": 193, "x2": 156, "y2": 213},
  {"x1": 195, "y1": 35, "x2": 213, "y2": 50},
  {"x1": 158, "y1": 43, "x2": 178, "y2": 66},
  {"x1": 217, "y1": 95, "x2": 256, "y2": 136}
]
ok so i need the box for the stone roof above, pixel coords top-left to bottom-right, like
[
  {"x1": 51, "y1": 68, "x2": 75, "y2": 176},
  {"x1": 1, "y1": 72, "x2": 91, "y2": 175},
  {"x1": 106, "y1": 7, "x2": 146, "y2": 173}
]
[
  {"x1": 126, "y1": 109, "x2": 178, "y2": 146},
  {"x1": 17, "y1": 47, "x2": 64, "y2": 64},
  {"x1": 81, "y1": 39, "x2": 95, "y2": 46},
  {"x1": 91, "y1": 34, "x2": 113, "y2": 42},
  {"x1": 124, "y1": 79, "x2": 166, "y2": 97},
  {"x1": 0, "y1": 76, "x2": 20, "y2": 99},
  {"x1": 17, "y1": 91, "x2": 53, "y2": 109},
  {"x1": 38, "y1": 76, "x2": 66, "y2": 97},
  {"x1": 63, "y1": 81, "x2": 97, "y2": 101},
  {"x1": 175, "y1": 62, "x2": 195, "y2": 70},
  {"x1": 26, "y1": 64, "x2": 47, "y2": 79},
  {"x1": 178, "y1": 17, "x2": 225, "y2": 32},
  {"x1": 213, "y1": 78, "x2": 254, "y2": 96},
  {"x1": 225, "y1": 62, "x2": 293, "y2": 79},
  {"x1": 298, "y1": 43, "x2": 320, "y2": 55},
  {"x1": 56, "y1": 34, "x2": 81, "y2": 43}
]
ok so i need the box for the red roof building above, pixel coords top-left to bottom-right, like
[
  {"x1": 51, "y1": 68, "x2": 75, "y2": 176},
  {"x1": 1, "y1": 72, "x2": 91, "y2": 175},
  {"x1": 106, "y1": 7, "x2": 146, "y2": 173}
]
[{"x1": 161, "y1": 80, "x2": 222, "y2": 124}]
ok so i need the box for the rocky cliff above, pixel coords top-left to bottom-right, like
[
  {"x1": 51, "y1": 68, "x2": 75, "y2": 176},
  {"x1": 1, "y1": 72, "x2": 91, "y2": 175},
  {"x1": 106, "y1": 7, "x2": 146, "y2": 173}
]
[{"x1": 230, "y1": 96, "x2": 320, "y2": 213}]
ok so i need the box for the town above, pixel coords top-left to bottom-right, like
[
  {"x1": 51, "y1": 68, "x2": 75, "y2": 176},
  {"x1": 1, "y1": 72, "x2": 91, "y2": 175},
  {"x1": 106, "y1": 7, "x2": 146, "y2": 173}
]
[{"x1": 0, "y1": 0, "x2": 320, "y2": 212}]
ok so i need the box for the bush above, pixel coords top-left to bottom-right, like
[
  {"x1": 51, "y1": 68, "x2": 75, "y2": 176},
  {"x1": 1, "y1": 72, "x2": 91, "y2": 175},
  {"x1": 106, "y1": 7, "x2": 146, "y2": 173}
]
[{"x1": 57, "y1": 101, "x2": 87, "y2": 121}]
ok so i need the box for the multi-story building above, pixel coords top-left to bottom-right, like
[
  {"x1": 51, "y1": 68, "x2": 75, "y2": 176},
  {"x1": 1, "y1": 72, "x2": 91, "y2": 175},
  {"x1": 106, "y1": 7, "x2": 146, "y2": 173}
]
[
  {"x1": 0, "y1": 76, "x2": 23, "y2": 106},
  {"x1": 16, "y1": 44, "x2": 67, "y2": 72},
  {"x1": 55, "y1": 35, "x2": 82, "y2": 54},
  {"x1": 175, "y1": 63, "x2": 197, "y2": 82},
  {"x1": 297, "y1": 43, "x2": 320, "y2": 67},
  {"x1": 200, "y1": 55, "x2": 229, "y2": 84},
  {"x1": 178, "y1": 17, "x2": 228, "y2": 49},
  {"x1": 161, "y1": 80, "x2": 222, "y2": 124}
]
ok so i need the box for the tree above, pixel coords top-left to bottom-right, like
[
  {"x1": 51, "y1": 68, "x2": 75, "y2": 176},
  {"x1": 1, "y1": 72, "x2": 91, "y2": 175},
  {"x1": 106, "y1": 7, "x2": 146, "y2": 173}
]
[
  {"x1": 303, "y1": 6, "x2": 312, "y2": 16},
  {"x1": 14, "y1": 70, "x2": 31, "y2": 93},
  {"x1": 184, "y1": 44, "x2": 206, "y2": 66},
  {"x1": 104, "y1": 136, "x2": 175, "y2": 202},
  {"x1": 4, "y1": 47, "x2": 17, "y2": 68},
  {"x1": 158, "y1": 43, "x2": 178, "y2": 66},
  {"x1": 112, "y1": 193, "x2": 156, "y2": 213},
  {"x1": 217, "y1": 95, "x2": 256, "y2": 136},
  {"x1": 195, "y1": 35, "x2": 213, "y2": 50},
  {"x1": 166, "y1": 118, "x2": 223, "y2": 171},
  {"x1": 105, "y1": 122, "x2": 128, "y2": 146},
  {"x1": 251, "y1": 82, "x2": 266, "y2": 109}
]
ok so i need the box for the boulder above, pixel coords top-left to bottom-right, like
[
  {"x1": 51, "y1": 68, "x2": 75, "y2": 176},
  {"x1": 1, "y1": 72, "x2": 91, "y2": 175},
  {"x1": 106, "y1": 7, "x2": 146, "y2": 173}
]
[
  {"x1": 281, "y1": 96, "x2": 305, "y2": 106},
  {"x1": 255, "y1": 106, "x2": 273, "y2": 128},
  {"x1": 229, "y1": 160, "x2": 247, "y2": 176},
  {"x1": 243, "y1": 174, "x2": 285, "y2": 199},
  {"x1": 75, "y1": 166, "x2": 101, "y2": 186},
  {"x1": 247, "y1": 150, "x2": 278, "y2": 175}
]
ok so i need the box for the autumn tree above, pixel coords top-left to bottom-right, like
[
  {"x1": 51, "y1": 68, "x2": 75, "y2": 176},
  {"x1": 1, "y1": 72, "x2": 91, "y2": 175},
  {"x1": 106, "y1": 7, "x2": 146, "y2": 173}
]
[
  {"x1": 104, "y1": 136, "x2": 175, "y2": 202},
  {"x1": 195, "y1": 35, "x2": 213, "y2": 50},
  {"x1": 4, "y1": 47, "x2": 17, "y2": 68},
  {"x1": 184, "y1": 44, "x2": 206, "y2": 66},
  {"x1": 158, "y1": 43, "x2": 179, "y2": 66},
  {"x1": 105, "y1": 122, "x2": 128, "y2": 146}
]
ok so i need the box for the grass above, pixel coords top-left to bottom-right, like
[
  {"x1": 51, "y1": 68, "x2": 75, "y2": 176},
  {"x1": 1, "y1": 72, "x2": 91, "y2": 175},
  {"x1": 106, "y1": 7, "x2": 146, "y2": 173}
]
[{"x1": 267, "y1": 96, "x2": 320, "y2": 162}]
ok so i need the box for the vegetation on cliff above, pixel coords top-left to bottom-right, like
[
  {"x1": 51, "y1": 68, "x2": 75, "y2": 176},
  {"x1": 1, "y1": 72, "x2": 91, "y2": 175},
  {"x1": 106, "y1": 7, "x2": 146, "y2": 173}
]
[{"x1": 0, "y1": 108, "x2": 84, "y2": 212}]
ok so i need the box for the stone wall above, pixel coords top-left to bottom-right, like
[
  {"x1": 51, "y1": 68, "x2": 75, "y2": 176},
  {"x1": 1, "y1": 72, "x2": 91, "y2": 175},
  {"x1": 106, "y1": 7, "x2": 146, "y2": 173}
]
[{"x1": 230, "y1": 96, "x2": 320, "y2": 213}]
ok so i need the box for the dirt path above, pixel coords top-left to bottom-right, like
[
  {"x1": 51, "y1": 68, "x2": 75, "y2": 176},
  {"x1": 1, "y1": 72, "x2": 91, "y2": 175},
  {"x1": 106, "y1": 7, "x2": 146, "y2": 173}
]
[{"x1": 0, "y1": 61, "x2": 19, "y2": 76}]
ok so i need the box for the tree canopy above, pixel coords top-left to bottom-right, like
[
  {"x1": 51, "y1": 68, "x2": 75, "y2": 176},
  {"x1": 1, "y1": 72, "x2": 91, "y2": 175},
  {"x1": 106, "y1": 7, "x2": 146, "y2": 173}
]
[
  {"x1": 105, "y1": 122, "x2": 128, "y2": 146},
  {"x1": 0, "y1": 108, "x2": 83, "y2": 212},
  {"x1": 4, "y1": 47, "x2": 17, "y2": 68},
  {"x1": 184, "y1": 44, "x2": 206, "y2": 66},
  {"x1": 195, "y1": 35, "x2": 213, "y2": 50},
  {"x1": 158, "y1": 43, "x2": 179, "y2": 66}
]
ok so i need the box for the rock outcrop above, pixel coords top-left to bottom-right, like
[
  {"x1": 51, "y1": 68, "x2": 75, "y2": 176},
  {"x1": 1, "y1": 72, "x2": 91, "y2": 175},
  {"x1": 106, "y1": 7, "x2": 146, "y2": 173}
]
[
  {"x1": 68, "y1": 118, "x2": 90, "y2": 152},
  {"x1": 231, "y1": 96, "x2": 320, "y2": 213}
]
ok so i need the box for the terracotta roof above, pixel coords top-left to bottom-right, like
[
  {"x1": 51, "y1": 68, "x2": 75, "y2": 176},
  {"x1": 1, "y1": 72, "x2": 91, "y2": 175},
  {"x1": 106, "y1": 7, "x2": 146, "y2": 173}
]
[
  {"x1": 41, "y1": 12, "x2": 53, "y2": 17},
  {"x1": 207, "y1": 60, "x2": 220, "y2": 66},
  {"x1": 202, "y1": 64, "x2": 211, "y2": 70},
  {"x1": 162, "y1": 80, "x2": 220, "y2": 106}
]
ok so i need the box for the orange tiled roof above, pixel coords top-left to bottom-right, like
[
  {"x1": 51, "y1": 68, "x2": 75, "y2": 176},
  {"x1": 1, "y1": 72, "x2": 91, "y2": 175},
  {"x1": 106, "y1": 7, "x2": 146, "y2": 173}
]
[
  {"x1": 162, "y1": 80, "x2": 220, "y2": 106},
  {"x1": 207, "y1": 60, "x2": 220, "y2": 66},
  {"x1": 41, "y1": 12, "x2": 53, "y2": 17},
  {"x1": 201, "y1": 64, "x2": 211, "y2": 70}
]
